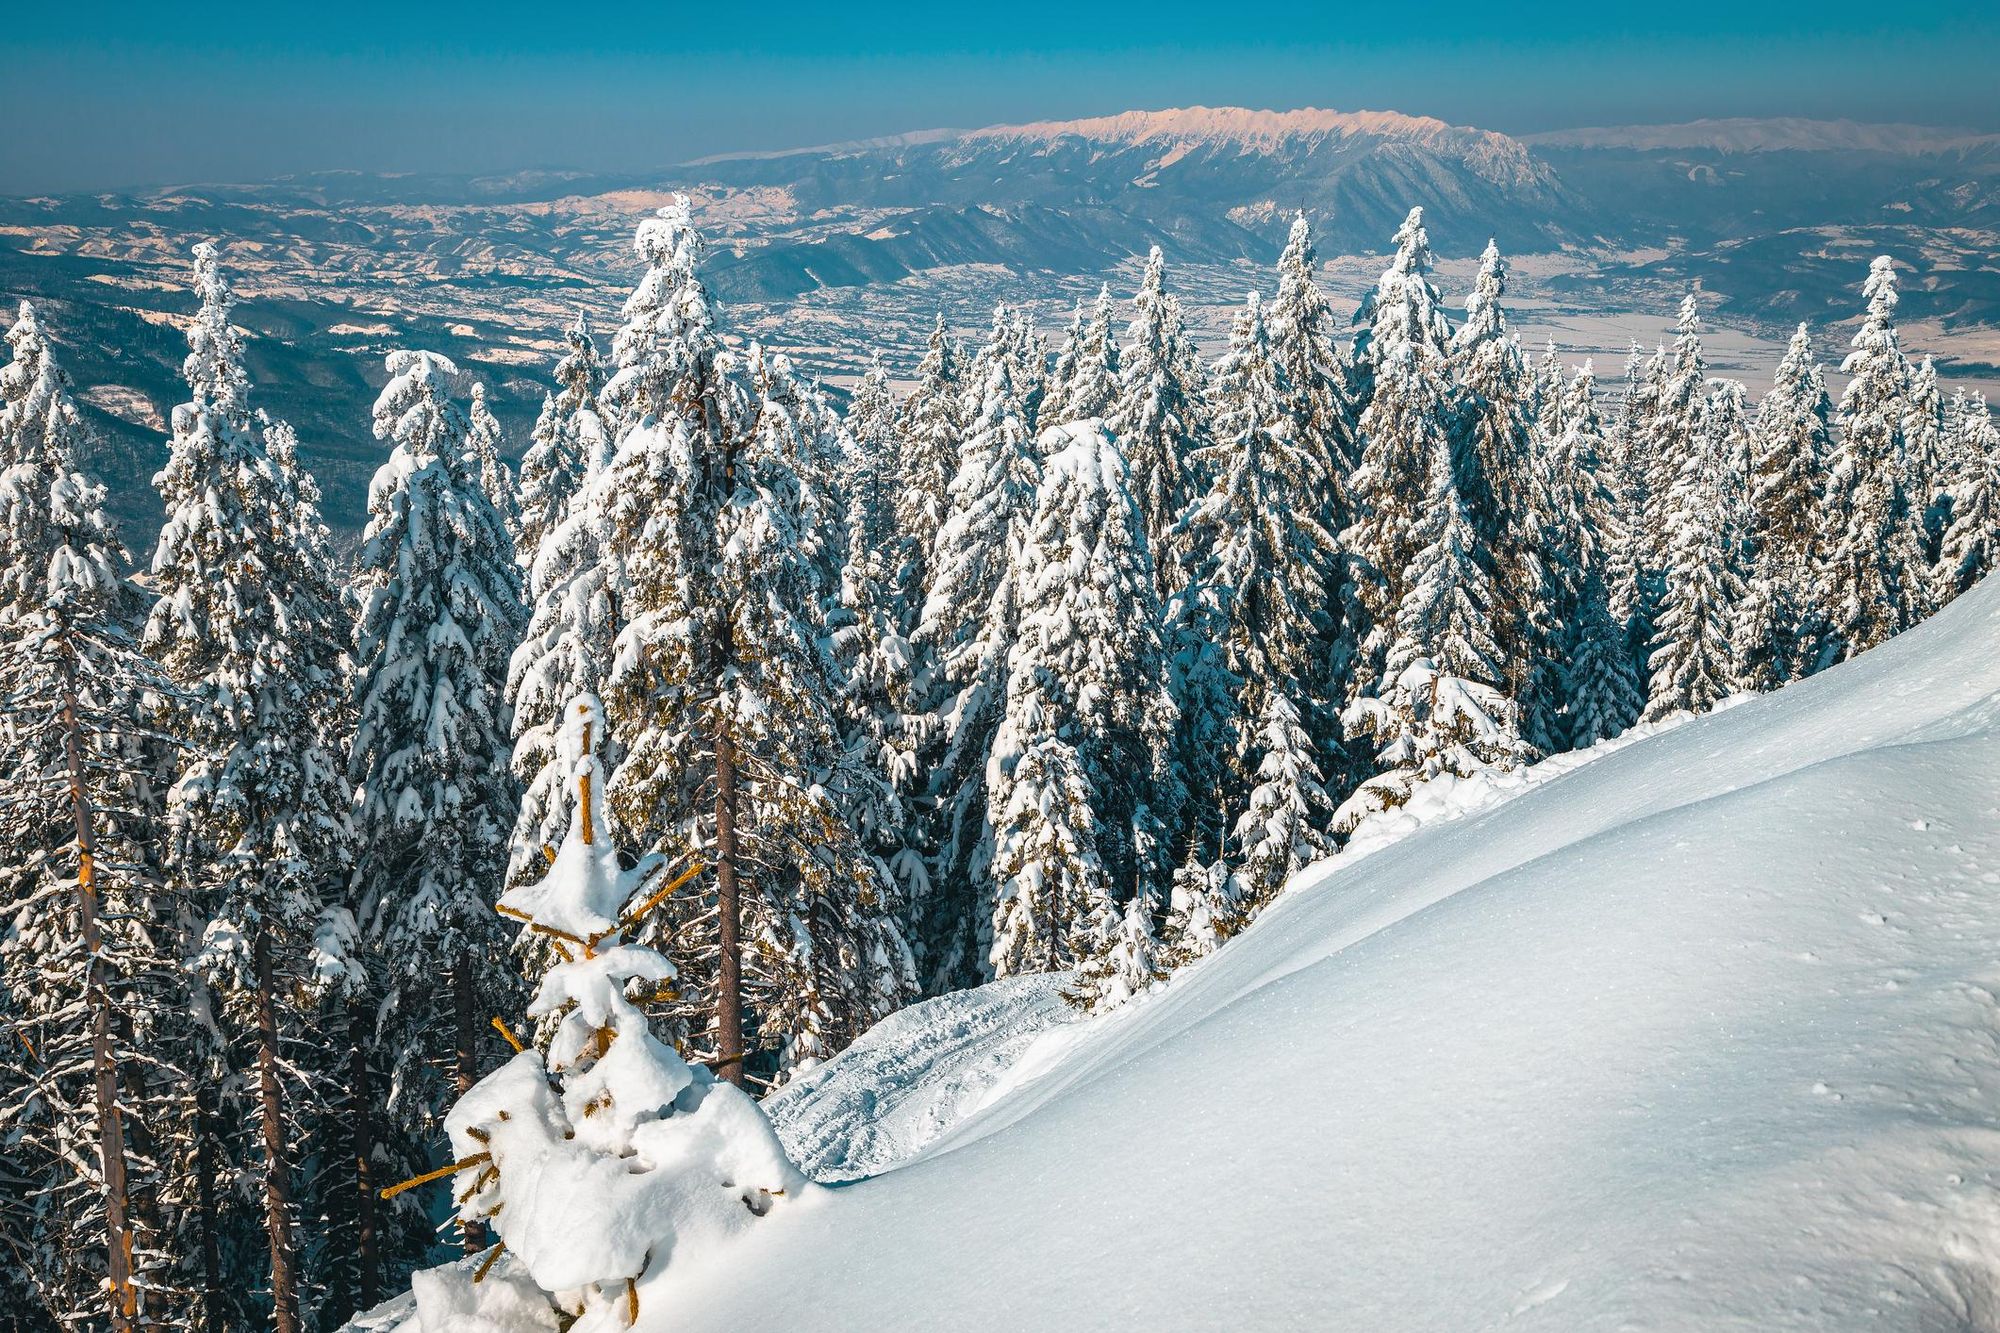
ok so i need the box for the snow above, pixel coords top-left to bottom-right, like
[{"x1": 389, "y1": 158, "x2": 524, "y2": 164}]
[
  {"x1": 641, "y1": 574, "x2": 2000, "y2": 1330},
  {"x1": 762, "y1": 974, "x2": 1073, "y2": 1180}
]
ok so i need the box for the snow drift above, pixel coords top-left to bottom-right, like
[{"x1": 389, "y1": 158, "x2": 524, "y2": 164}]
[{"x1": 648, "y1": 573, "x2": 2000, "y2": 1330}]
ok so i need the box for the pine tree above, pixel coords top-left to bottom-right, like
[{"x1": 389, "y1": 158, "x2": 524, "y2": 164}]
[
  {"x1": 516, "y1": 313, "x2": 606, "y2": 565},
  {"x1": 349, "y1": 348, "x2": 527, "y2": 1257},
  {"x1": 1906, "y1": 354, "x2": 1951, "y2": 578},
  {"x1": 1643, "y1": 379, "x2": 1749, "y2": 721},
  {"x1": 1938, "y1": 392, "x2": 2000, "y2": 598},
  {"x1": 1348, "y1": 207, "x2": 1460, "y2": 704},
  {"x1": 1175, "y1": 293, "x2": 1340, "y2": 902},
  {"x1": 1541, "y1": 364, "x2": 1642, "y2": 745},
  {"x1": 989, "y1": 422, "x2": 1177, "y2": 977},
  {"x1": 1043, "y1": 285, "x2": 1121, "y2": 426},
  {"x1": 892, "y1": 314, "x2": 965, "y2": 633},
  {"x1": 1265, "y1": 213, "x2": 1361, "y2": 716},
  {"x1": 0, "y1": 302, "x2": 179, "y2": 1331},
  {"x1": 466, "y1": 380, "x2": 519, "y2": 534},
  {"x1": 1343, "y1": 398, "x2": 1529, "y2": 828},
  {"x1": 1602, "y1": 343, "x2": 1655, "y2": 661},
  {"x1": 599, "y1": 199, "x2": 912, "y2": 1077},
  {"x1": 1451, "y1": 240, "x2": 1551, "y2": 747},
  {"x1": 1824, "y1": 256, "x2": 1929, "y2": 659},
  {"x1": 1109, "y1": 248, "x2": 1208, "y2": 599},
  {"x1": 402, "y1": 692, "x2": 807, "y2": 1331},
  {"x1": 1068, "y1": 890, "x2": 1165, "y2": 1012},
  {"x1": 144, "y1": 244, "x2": 354, "y2": 1333},
  {"x1": 1268, "y1": 213, "x2": 1360, "y2": 481},
  {"x1": 914, "y1": 349, "x2": 1041, "y2": 986},
  {"x1": 1749, "y1": 324, "x2": 1834, "y2": 677}
]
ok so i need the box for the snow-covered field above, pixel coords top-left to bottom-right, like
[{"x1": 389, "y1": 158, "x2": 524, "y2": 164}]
[{"x1": 647, "y1": 574, "x2": 2000, "y2": 1330}]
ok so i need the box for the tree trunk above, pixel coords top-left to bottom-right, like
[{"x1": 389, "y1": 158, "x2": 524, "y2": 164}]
[
  {"x1": 350, "y1": 1001, "x2": 378, "y2": 1307},
  {"x1": 252, "y1": 931, "x2": 298, "y2": 1333},
  {"x1": 714, "y1": 726, "x2": 744, "y2": 1088},
  {"x1": 60, "y1": 642, "x2": 137, "y2": 1333},
  {"x1": 453, "y1": 962, "x2": 488, "y2": 1253},
  {"x1": 193, "y1": 1081, "x2": 222, "y2": 1331}
]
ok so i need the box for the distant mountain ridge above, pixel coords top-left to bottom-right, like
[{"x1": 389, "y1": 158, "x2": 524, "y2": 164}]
[
  {"x1": 1525, "y1": 116, "x2": 2000, "y2": 156},
  {"x1": 684, "y1": 105, "x2": 1576, "y2": 301}
]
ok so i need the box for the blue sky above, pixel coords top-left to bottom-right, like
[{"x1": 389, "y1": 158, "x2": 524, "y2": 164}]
[{"x1": 5, "y1": 0, "x2": 1998, "y2": 191}]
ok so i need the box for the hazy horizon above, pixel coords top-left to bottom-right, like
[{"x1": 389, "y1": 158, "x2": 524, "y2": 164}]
[{"x1": 5, "y1": 0, "x2": 1998, "y2": 194}]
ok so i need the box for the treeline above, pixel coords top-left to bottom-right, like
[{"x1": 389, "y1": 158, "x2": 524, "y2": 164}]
[{"x1": 1, "y1": 200, "x2": 1992, "y2": 1331}]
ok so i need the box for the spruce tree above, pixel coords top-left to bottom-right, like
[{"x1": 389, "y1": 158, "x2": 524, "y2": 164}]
[
  {"x1": 989, "y1": 422, "x2": 1177, "y2": 977},
  {"x1": 1643, "y1": 380, "x2": 1749, "y2": 720},
  {"x1": 348, "y1": 348, "x2": 527, "y2": 1257},
  {"x1": 516, "y1": 313, "x2": 606, "y2": 566},
  {"x1": 1541, "y1": 364, "x2": 1642, "y2": 745},
  {"x1": 1749, "y1": 324, "x2": 1834, "y2": 677},
  {"x1": 892, "y1": 314, "x2": 965, "y2": 632},
  {"x1": 598, "y1": 199, "x2": 912, "y2": 1076},
  {"x1": 0, "y1": 302, "x2": 179, "y2": 1331},
  {"x1": 914, "y1": 351, "x2": 1040, "y2": 985},
  {"x1": 1938, "y1": 392, "x2": 2000, "y2": 599},
  {"x1": 1109, "y1": 248, "x2": 1208, "y2": 599},
  {"x1": 1175, "y1": 293, "x2": 1339, "y2": 903},
  {"x1": 1265, "y1": 212, "x2": 1361, "y2": 712},
  {"x1": 1348, "y1": 207, "x2": 1460, "y2": 704},
  {"x1": 1451, "y1": 240, "x2": 1551, "y2": 748},
  {"x1": 466, "y1": 380, "x2": 519, "y2": 534},
  {"x1": 1343, "y1": 400, "x2": 1529, "y2": 827},
  {"x1": 1043, "y1": 285, "x2": 1121, "y2": 426},
  {"x1": 144, "y1": 244, "x2": 353, "y2": 1333},
  {"x1": 1824, "y1": 256, "x2": 1928, "y2": 659}
]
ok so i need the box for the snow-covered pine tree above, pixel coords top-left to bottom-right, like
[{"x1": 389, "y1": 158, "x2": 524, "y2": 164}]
[
  {"x1": 989, "y1": 421, "x2": 1178, "y2": 979},
  {"x1": 598, "y1": 199, "x2": 912, "y2": 1078},
  {"x1": 396, "y1": 693, "x2": 807, "y2": 1331},
  {"x1": 1069, "y1": 890, "x2": 1165, "y2": 1013},
  {"x1": 830, "y1": 369, "x2": 928, "y2": 967},
  {"x1": 1824, "y1": 256, "x2": 1929, "y2": 660},
  {"x1": 1007, "y1": 307, "x2": 1049, "y2": 431},
  {"x1": 516, "y1": 313, "x2": 606, "y2": 566},
  {"x1": 1451, "y1": 239, "x2": 1553, "y2": 748},
  {"x1": 466, "y1": 380, "x2": 519, "y2": 535},
  {"x1": 1602, "y1": 343, "x2": 1656, "y2": 662},
  {"x1": 1109, "y1": 247, "x2": 1209, "y2": 600},
  {"x1": 914, "y1": 349, "x2": 1042, "y2": 987},
  {"x1": 144, "y1": 244, "x2": 355, "y2": 1333},
  {"x1": 1265, "y1": 213, "x2": 1361, "y2": 714},
  {"x1": 1347, "y1": 207, "x2": 1460, "y2": 706},
  {"x1": 1748, "y1": 324, "x2": 1835, "y2": 678},
  {"x1": 1541, "y1": 363, "x2": 1643, "y2": 746},
  {"x1": 892, "y1": 314, "x2": 965, "y2": 632},
  {"x1": 1342, "y1": 384, "x2": 1530, "y2": 829},
  {"x1": 1268, "y1": 213, "x2": 1360, "y2": 482},
  {"x1": 1938, "y1": 392, "x2": 2000, "y2": 599},
  {"x1": 1643, "y1": 379, "x2": 1750, "y2": 721},
  {"x1": 349, "y1": 348, "x2": 527, "y2": 1257},
  {"x1": 1042, "y1": 284, "x2": 1121, "y2": 427},
  {"x1": 1905, "y1": 354, "x2": 1950, "y2": 573},
  {"x1": 0, "y1": 301, "x2": 180, "y2": 1331},
  {"x1": 1174, "y1": 292, "x2": 1340, "y2": 907},
  {"x1": 1642, "y1": 295, "x2": 1710, "y2": 591}
]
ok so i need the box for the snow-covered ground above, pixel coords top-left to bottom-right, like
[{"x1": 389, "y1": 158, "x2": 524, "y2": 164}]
[
  {"x1": 646, "y1": 575, "x2": 2000, "y2": 1331},
  {"x1": 764, "y1": 974, "x2": 1073, "y2": 1181}
]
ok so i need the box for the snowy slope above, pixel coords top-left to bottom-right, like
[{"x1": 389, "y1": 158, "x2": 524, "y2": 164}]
[
  {"x1": 763, "y1": 974, "x2": 1073, "y2": 1181},
  {"x1": 651, "y1": 576, "x2": 2000, "y2": 1331}
]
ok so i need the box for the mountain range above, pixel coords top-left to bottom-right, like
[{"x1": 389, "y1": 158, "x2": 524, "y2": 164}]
[{"x1": 3, "y1": 105, "x2": 1998, "y2": 538}]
